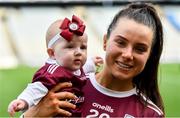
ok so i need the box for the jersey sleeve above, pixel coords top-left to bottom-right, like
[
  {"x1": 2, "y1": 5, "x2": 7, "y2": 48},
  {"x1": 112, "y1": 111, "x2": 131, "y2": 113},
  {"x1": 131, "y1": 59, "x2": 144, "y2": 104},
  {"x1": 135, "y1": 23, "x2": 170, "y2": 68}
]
[
  {"x1": 17, "y1": 82, "x2": 48, "y2": 110},
  {"x1": 32, "y1": 65, "x2": 66, "y2": 90}
]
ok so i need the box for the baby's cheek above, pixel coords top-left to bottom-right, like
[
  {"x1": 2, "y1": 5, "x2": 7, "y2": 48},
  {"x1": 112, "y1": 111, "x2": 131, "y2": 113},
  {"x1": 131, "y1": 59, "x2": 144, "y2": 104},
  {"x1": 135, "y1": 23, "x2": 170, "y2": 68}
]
[
  {"x1": 55, "y1": 53, "x2": 68, "y2": 66},
  {"x1": 63, "y1": 56, "x2": 74, "y2": 66}
]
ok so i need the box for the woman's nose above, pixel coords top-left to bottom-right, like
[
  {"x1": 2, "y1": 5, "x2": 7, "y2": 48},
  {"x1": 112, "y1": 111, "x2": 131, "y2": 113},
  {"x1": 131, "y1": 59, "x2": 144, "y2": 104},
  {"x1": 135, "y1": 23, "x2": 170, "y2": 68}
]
[{"x1": 121, "y1": 47, "x2": 133, "y2": 60}]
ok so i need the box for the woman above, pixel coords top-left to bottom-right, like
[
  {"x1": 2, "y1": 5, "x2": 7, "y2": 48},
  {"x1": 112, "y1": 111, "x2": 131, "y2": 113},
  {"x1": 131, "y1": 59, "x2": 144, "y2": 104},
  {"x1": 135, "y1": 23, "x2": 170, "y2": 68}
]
[{"x1": 23, "y1": 2, "x2": 164, "y2": 117}]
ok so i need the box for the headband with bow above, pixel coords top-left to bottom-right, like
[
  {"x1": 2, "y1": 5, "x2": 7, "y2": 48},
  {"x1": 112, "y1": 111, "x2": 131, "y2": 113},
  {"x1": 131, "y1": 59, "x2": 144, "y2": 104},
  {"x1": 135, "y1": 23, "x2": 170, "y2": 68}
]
[
  {"x1": 60, "y1": 15, "x2": 86, "y2": 41},
  {"x1": 48, "y1": 15, "x2": 86, "y2": 48}
]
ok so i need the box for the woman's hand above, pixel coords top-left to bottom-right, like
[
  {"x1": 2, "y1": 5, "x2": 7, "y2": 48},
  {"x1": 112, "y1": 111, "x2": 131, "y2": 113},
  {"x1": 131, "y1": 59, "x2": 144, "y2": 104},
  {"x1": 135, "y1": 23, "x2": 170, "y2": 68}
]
[{"x1": 23, "y1": 82, "x2": 77, "y2": 117}]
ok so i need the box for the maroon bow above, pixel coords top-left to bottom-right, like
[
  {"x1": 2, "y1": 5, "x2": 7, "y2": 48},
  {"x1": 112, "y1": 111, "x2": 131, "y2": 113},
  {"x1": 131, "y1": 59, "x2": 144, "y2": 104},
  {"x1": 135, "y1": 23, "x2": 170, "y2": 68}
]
[{"x1": 60, "y1": 15, "x2": 86, "y2": 41}]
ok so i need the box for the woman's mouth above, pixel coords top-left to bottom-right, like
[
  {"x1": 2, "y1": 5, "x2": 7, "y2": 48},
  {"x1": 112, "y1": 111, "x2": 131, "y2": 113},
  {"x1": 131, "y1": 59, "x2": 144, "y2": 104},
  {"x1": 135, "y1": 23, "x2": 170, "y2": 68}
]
[{"x1": 116, "y1": 61, "x2": 133, "y2": 71}]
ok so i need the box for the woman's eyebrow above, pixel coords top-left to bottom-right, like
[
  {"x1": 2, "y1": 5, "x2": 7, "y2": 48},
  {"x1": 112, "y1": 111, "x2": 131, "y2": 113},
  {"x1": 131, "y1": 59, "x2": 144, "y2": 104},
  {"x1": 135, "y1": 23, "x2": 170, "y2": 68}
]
[{"x1": 115, "y1": 35, "x2": 128, "y2": 41}]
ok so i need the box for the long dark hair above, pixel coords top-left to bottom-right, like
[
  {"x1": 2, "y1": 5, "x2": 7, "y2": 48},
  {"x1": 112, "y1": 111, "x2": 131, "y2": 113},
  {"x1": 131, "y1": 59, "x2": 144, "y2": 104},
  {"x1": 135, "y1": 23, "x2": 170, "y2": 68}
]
[{"x1": 107, "y1": 2, "x2": 164, "y2": 112}]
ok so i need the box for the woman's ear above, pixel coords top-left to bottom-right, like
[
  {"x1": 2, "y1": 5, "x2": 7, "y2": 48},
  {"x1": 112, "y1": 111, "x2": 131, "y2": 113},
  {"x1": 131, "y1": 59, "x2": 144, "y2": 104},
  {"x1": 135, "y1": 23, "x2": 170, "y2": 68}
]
[
  {"x1": 103, "y1": 34, "x2": 108, "y2": 51},
  {"x1": 47, "y1": 48, "x2": 55, "y2": 59}
]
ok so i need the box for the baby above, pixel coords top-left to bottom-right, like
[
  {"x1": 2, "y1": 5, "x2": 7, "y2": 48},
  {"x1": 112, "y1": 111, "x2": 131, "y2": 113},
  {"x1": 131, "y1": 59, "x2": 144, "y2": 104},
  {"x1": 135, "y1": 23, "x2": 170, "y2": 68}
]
[{"x1": 8, "y1": 15, "x2": 103, "y2": 117}]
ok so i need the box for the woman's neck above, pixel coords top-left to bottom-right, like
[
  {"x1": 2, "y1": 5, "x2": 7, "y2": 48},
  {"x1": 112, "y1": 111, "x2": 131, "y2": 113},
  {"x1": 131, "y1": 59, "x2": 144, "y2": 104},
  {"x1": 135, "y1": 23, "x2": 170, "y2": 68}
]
[{"x1": 95, "y1": 70, "x2": 134, "y2": 92}]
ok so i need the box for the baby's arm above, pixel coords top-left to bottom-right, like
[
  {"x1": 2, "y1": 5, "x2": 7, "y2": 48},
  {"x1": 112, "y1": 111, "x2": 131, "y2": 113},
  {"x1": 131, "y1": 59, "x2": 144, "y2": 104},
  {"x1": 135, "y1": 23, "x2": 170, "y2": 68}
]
[
  {"x1": 93, "y1": 56, "x2": 104, "y2": 67},
  {"x1": 83, "y1": 56, "x2": 104, "y2": 74},
  {"x1": 8, "y1": 99, "x2": 28, "y2": 117},
  {"x1": 7, "y1": 82, "x2": 48, "y2": 117},
  {"x1": 17, "y1": 82, "x2": 48, "y2": 108}
]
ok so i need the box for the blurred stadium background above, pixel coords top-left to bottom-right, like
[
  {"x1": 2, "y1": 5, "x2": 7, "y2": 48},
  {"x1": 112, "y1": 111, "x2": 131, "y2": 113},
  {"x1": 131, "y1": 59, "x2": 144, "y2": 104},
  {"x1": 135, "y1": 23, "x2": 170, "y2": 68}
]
[{"x1": 0, "y1": 0, "x2": 180, "y2": 117}]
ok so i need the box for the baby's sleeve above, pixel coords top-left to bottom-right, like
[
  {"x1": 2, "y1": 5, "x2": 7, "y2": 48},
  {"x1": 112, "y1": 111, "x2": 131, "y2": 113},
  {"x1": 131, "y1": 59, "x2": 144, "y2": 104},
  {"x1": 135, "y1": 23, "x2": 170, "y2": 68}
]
[
  {"x1": 83, "y1": 57, "x2": 96, "y2": 74},
  {"x1": 17, "y1": 82, "x2": 48, "y2": 111}
]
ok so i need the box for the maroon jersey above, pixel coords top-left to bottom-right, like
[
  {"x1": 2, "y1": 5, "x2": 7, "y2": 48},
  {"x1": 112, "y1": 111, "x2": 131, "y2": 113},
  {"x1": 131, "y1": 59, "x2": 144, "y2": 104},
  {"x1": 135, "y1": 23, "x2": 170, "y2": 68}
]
[
  {"x1": 32, "y1": 63, "x2": 87, "y2": 116},
  {"x1": 81, "y1": 73, "x2": 164, "y2": 117}
]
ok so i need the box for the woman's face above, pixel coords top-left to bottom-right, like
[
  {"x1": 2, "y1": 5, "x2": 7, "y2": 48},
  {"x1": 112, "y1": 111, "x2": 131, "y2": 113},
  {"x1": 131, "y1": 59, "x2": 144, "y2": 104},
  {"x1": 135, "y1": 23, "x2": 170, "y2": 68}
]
[{"x1": 104, "y1": 17, "x2": 153, "y2": 81}]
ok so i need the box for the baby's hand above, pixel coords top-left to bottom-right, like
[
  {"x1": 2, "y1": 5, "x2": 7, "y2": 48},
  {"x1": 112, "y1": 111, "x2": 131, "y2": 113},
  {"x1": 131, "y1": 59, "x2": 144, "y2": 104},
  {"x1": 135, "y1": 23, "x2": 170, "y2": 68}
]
[
  {"x1": 93, "y1": 56, "x2": 104, "y2": 67},
  {"x1": 8, "y1": 99, "x2": 27, "y2": 117}
]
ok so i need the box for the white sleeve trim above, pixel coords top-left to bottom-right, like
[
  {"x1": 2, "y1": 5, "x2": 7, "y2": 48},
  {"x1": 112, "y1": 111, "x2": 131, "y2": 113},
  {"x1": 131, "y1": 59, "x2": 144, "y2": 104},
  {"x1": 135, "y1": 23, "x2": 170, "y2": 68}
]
[
  {"x1": 140, "y1": 93, "x2": 164, "y2": 116},
  {"x1": 147, "y1": 105, "x2": 163, "y2": 116}
]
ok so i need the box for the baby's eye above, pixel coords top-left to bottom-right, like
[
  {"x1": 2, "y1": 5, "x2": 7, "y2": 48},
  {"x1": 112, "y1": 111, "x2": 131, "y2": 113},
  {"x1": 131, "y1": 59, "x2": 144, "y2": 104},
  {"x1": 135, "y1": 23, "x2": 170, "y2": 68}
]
[
  {"x1": 81, "y1": 45, "x2": 87, "y2": 50},
  {"x1": 66, "y1": 45, "x2": 74, "y2": 49}
]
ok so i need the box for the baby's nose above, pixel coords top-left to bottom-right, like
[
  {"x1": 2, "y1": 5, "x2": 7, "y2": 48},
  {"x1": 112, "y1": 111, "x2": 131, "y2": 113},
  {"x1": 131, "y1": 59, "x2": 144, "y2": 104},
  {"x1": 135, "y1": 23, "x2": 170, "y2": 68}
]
[{"x1": 74, "y1": 48, "x2": 82, "y2": 56}]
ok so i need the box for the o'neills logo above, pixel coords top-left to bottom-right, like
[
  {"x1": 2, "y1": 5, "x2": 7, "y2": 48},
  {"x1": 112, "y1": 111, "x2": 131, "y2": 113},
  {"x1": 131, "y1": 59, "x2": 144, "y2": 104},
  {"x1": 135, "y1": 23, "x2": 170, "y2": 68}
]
[
  {"x1": 68, "y1": 96, "x2": 84, "y2": 104},
  {"x1": 92, "y1": 102, "x2": 114, "y2": 113},
  {"x1": 80, "y1": 76, "x2": 86, "y2": 81}
]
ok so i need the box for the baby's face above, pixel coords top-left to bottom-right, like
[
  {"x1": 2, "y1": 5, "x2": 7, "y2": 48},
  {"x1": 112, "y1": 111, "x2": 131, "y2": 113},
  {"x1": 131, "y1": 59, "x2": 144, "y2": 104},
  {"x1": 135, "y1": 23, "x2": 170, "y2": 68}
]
[{"x1": 53, "y1": 33, "x2": 88, "y2": 71}]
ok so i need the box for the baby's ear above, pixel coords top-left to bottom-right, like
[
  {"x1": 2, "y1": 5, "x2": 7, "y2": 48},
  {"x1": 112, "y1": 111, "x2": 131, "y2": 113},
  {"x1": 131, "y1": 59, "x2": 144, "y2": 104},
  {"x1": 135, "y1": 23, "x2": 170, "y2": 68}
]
[{"x1": 47, "y1": 48, "x2": 55, "y2": 59}]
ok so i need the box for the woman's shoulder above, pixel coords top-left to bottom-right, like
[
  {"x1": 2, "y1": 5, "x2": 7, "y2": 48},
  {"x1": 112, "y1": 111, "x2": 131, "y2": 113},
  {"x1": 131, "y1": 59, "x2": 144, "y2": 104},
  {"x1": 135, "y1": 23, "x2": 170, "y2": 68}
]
[{"x1": 139, "y1": 93, "x2": 164, "y2": 117}]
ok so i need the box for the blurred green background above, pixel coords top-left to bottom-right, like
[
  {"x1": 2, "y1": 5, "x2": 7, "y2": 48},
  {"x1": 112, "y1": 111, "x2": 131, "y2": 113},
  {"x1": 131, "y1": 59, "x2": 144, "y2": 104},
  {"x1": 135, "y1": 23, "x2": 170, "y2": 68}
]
[{"x1": 0, "y1": 63, "x2": 180, "y2": 117}]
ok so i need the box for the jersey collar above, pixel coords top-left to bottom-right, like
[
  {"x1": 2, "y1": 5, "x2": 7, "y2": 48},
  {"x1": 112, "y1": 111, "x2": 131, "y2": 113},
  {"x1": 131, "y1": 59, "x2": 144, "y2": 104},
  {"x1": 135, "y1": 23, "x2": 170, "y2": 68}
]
[{"x1": 89, "y1": 73, "x2": 137, "y2": 98}]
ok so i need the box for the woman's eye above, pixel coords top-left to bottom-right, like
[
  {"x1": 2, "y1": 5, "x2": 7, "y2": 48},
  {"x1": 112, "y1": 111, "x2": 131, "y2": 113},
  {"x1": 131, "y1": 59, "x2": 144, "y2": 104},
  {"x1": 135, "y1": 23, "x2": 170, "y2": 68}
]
[
  {"x1": 117, "y1": 41, "x2": 126, "y2": 47},
  {"x1": 135, "y1": 47, "x2": 147, "y2": 53}
]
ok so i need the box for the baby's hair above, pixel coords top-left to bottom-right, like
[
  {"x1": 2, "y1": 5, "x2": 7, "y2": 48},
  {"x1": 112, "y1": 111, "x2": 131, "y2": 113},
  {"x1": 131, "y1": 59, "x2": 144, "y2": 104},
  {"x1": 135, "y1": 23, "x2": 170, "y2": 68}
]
[
  {"x1": 107, "y1": 2, "x2": 164, "y2": 112},
  {"x1": 46, "y1": 19, "x2": 62, "y2": 48}
]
